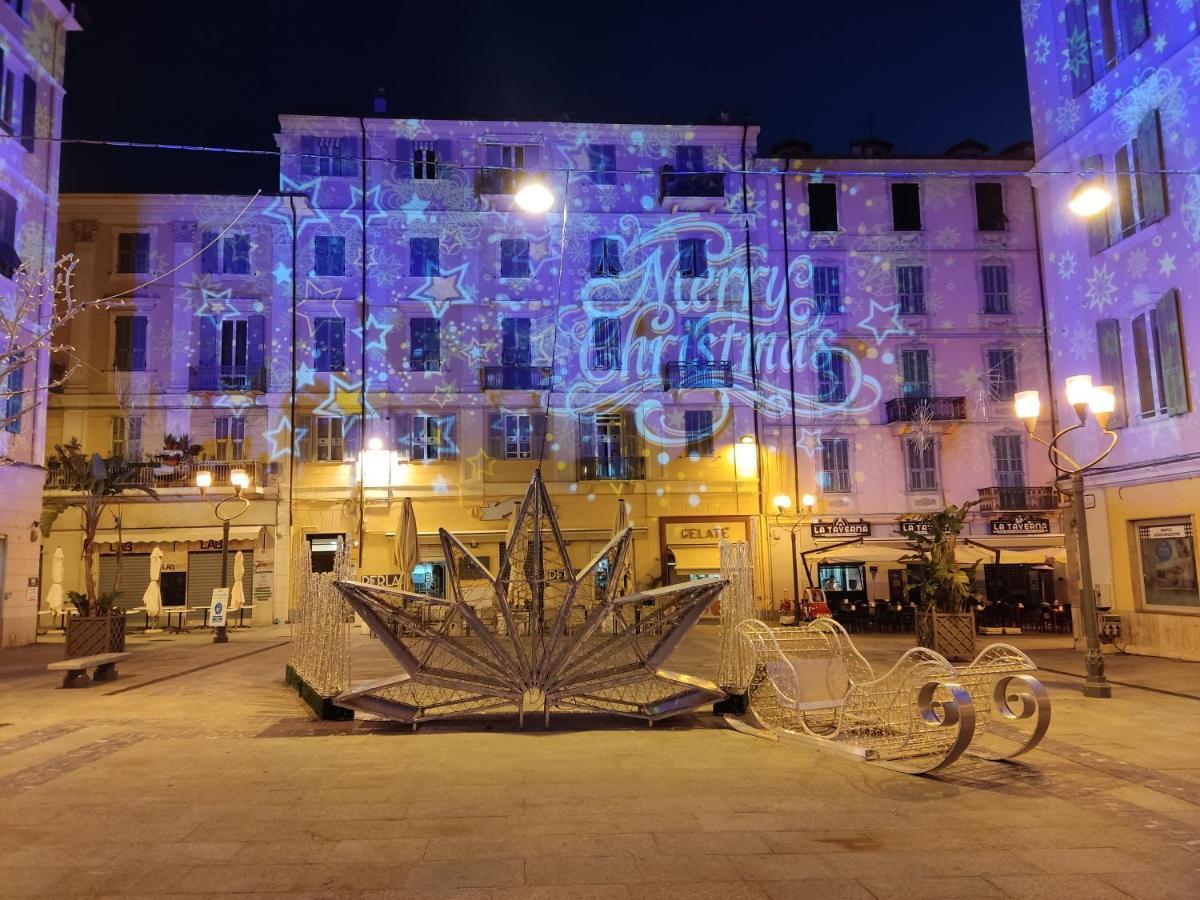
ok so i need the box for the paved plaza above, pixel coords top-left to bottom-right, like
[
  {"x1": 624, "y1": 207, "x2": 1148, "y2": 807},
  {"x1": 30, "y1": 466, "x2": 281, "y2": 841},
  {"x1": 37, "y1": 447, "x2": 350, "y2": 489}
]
[{"x1": 1, "y1": 625, "x2": 1199, "y2": 899}]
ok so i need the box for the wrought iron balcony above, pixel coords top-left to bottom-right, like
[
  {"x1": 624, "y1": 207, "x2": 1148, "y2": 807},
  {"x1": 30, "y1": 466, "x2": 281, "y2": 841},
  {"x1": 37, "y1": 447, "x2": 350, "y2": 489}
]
[
  {"x1": 188, "y1": 366, "x2": 267, "y2": 393},
  {"x1": 884, "y1": 396, "x2": 966, "y2": 424},
  {"x1": 578, "y1": 456, "x2": 646, "y2": 481},
  {"x1": 46, "y1": 460, "x2": 265, "y2": 491},
  {"x1": 659, "y1": 167, "x2": 725, "y2": 199},
  {"x1": 480, "y1": 365, "x2": 553, "y2": 390},
  {"x1": 663, "y1": 361, "x2": 733, "y2": 390},
  {"x1": 977, "y1": 485, "x2": 1060, "y2": 512}
]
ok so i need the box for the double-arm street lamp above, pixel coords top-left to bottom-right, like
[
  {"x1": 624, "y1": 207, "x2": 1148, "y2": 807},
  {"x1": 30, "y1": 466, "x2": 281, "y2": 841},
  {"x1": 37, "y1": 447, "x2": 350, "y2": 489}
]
[
  {"x1": 1014, "y1": 375, "x2": 1118, "y2": 698},
  {"x1": 195, "y1": 468, "x2": 252, "y2": 644},
  {"x1": 773, "y1": 492, "x2": 817, "y2": 622}
]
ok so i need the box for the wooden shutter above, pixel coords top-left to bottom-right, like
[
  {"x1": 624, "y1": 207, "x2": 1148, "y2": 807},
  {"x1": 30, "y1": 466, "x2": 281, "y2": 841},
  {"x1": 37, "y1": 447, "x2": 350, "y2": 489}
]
[
  {"x1": 436, "y1": 140, "x2": 453, "y2": 178},
  {"x1": 1083, "y1": 155, "x2": 1110, "y2": 255},
  {"x1": 590, "y1": 238, "x2": 603, "y2": 275},
  {"x1": 394, "y1": 138, "x2": 413, "y2": 179},
  {"x1": 1135, "y1": 110, "x2": 1167, "y2": 225},
  {"x1": 522, "y1": 144, "x2": 540, "y2": 170},
  {"x1": 1095, "y1": 319, "x2": 1127, "y2": 428},
  {"x1": 621, "y1": 411, "x2": 640, "y2": 456},
  {"x1": 1116, "y1": 0, "x2": 1148, "y2": 53},
  {"x1": 339, "y1": 137, "x2": 360, "y2": 178},
  {"x1": 300, "y1": 136, "x2": 317, "y2": 176},
  {"x1": 330, "y1": 319, "x2": 346, "y2": 371},
  {"x1": 19, "y1": 75, "x2": 35, "y2": 153},
  {"x1": 343, "y1": 416, "x2": 361, "y2": 459},
  {"x1": 1131, "y1": 313, "x2": 1156, "y2": 416},
  {"x1": 131, "y1": 316, "x2": 148, "y2": 371},
  {"x1": 246, "y1": 315, "x2": 266, "y2": 371},
  {"x1": 577, "y1": 413, "x2": 596, "y2": 457},
  {"x1": 1157, "y1": 290, "x2": 1189, "y2": 416},
  {"x1": 114, "y1": 316, "x2": 132, "y2": 370},
  {"x1": 198, "y1": 316, "x2": 219, "y2": 368},
  {"x1": 486, "y1": 412, "x2": 505, "y2": 458},
  {"x1": 296, "y1": 414, "x2": 313, "y2": 461},
  {"x1": 532, "y1": 412, "x2": 548, "y2": 458},
  {"x1": 200, "y1": 230, "x2": 219, "y2": 273},
  {"x1": 390, "y1": 412, "x2": 412, "y2": 461},
  {"x1": 439, "y1": 414, "x2": 457, "y2": 459}
]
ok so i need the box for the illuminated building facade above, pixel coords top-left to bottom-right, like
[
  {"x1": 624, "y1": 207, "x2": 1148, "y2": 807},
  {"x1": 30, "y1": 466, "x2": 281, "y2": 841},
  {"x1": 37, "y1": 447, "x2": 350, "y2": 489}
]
[
  {"x1": 43, "y1": 115, "x2": 1063, "y2": 627},
  {"x1": 0, "y1": 0, "x2": 79, "y2": 648},
  {"x1": 1021, "y1": 1, "x2": 1200, "y2": 659}
]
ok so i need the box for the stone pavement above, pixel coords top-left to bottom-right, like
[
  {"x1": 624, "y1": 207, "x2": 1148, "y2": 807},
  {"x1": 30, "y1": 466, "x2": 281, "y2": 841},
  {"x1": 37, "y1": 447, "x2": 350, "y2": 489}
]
[{"x1": 0, "y1": 624, "x2": 1198, "y2": 898}]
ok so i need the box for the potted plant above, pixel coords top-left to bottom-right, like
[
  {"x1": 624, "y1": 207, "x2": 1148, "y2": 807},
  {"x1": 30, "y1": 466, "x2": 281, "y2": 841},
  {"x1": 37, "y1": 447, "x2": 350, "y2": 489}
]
[
  {"x1": 897, "y1": 500, "x2": 981, "y2": 662},
  {"x1": 45, "y1": 440, "x2": 158, "y2": 657},
  {"x1": 156, "y1": 433, "x2": 202, "y2": 469}
]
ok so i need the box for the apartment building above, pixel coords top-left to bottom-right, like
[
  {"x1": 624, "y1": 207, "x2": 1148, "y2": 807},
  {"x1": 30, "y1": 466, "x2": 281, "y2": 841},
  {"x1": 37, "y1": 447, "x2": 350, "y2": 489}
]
[
  {"x1": 0, "y1": 0, "x2": 78, "y2": 648},
  {"x1": 1021, "y1": 0, "x2": 1200, "y2": 659}
]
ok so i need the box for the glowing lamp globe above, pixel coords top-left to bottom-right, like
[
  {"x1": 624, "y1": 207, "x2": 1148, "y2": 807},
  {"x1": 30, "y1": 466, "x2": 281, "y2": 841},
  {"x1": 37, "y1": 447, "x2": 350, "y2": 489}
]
[
  {"x1": 514, "y1": 176, "x2": 554, "y2": 213},
  {"x1": 230, "y1": 469, "x2": 251, "y2": 492},
  {"x1": 1014, "y1": 390, "x2": 1041, "y2": 422},
  {"x1": 368, "y1": 437, "x2": 384, "y2": 451},
  {"x1": 1065, "y1": 375, "x2": 1094, "y2": 406},
  {"x1": 1068, "y1": 180, "x2": 1113, "y2": 217},
  {"x1": 194, "y1": 470, "x2": 213, "y2": 491},
  {"x1": 773, "y1": 494, "x2": 792, "y2": 513},
  {"x1": 1090, "y1": 384, "x2": 1116, "y2": 428},
  {"x1": 801, "y1": 493, "x2": 817, "y2": 511}
]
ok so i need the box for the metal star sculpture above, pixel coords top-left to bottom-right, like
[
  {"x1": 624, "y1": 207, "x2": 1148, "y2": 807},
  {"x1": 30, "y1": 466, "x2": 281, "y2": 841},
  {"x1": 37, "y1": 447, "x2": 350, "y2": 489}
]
[{"x1": 334, "y1": 470, "x2": 726, "y2": 727}]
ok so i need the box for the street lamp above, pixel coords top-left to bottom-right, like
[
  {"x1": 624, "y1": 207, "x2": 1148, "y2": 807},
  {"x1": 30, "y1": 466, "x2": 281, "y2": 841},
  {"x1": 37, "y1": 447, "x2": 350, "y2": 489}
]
[
  {"x1": 196, "y1": 467, "x2": 252, "y2": 644},
  {"x1": 1014, "y1": 378, "x2": 1119, "y2": 698},
  {"x1": 514, "y1": 173, "x2": 555, "y2": 213},
  {"x1": 1067, "y1": 171, "x2": 1112, "y2": 217},
  {"x1": 773, "y1": 492, "x2": 816, "y2": 625}
]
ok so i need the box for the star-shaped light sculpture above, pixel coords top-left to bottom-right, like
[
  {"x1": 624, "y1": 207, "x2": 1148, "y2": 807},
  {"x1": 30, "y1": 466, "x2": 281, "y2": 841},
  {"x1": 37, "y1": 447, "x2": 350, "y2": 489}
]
[{"x1": 334, "y1": 470, "x2": 726, "y2": 727}]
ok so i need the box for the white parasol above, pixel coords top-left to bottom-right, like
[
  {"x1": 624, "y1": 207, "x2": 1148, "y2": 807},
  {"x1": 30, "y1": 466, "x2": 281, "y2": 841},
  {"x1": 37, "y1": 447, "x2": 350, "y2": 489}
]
[
  {"x1": 229, "y1": 550, "x2": 246, "y2": 611},
  {"x1": 141, "y1": 546, "x2": 163, "y2": 617},
  {"x1": 393, "y1": 497, "x2": 421, "y2": 592},
  {"x1": 45, "y1": 547, "x2": 65, "y2": 614}
]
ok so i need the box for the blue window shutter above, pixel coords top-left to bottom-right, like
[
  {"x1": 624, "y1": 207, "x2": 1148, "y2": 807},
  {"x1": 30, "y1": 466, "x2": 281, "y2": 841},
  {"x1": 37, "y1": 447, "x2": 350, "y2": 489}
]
[
  {"x1": 331, "y1": 319, "x2": 345, "y2": 372},
  {"x1": 20, "y1": 75, "x2": 35, "y2": 153},
  {"x1": 695, "y1": 239, "x2": 707, "y2": 276},
  {"x1": 1157, "y1": 291, "x2": 1189, "y2": 416},
  {"x1": 135, "y1": 233, "x2": 151, "y2": 273},
  {"x1": 438, "y1": 414, "x2": 457, "y2": 459},
  {"x1": 436, "y1": 140, "x2": 453, "y2": 177},
  {"x1": 395, "y1": 138, "x2": 413, "y2": 178},
  {"x1": 340, "y1": 137, "x2": 360, "y2": 178},
  {"x1": 1116, "y1": 0, "x2": 1147, "y2": 54},
  {"x1": 502, "y1": 318, "x2": 516, "y2": 364},
  {"x1": 200, "y1": 230, "x2": 219, "y2": 273},
  {"x1": 313, "y1": 319, "x2": 329, "y2": 371},
  {"x1": 131, "y1": 316, "x2": 148, "y2": 371},
  {"x1": 1082, "y1": 155, "x2": 1110, "y2": 254},
  {"x1": 198, "y1": 316, "x2": 219, "y2": 369},
  {"x1": 300, "y1": 136, "x2": 317, "y2": 176},
  {"x1": 523, "y1": 145, "x2": 540, "y2": 170},
  {"x1": 500, "y1": 240, "x2": 513, "y2": 276},
  {"x1": 590, "y1": 238, "x2": 603, "y2": 275},
  {"x1": 1136, "y1": 111, "x2": 1167, "y2": 225},
  {"x1": 332, "y1": 237, "x2": 345, "y2": 274},
  {"x1": 246, "y1": 315, "x2": 265, "y2": 370},
  {"x1": 679, "y1": 240, "x2": 693, "y2": 276}
]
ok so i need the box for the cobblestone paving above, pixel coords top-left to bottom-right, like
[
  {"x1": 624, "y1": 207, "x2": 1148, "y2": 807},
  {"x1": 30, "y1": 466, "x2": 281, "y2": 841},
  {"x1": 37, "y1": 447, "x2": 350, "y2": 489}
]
[{"x1": 0, "y1": 626, "x2": 1197, "y2": 898}]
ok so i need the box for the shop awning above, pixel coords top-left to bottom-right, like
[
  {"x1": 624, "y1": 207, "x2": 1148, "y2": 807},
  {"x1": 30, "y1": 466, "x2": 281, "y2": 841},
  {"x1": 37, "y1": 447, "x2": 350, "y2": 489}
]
[
  {"x1": 998, "y1": 548, "x2": 1067, "y2": 565},
  {"x1": 814, "y1": 544, "x2": 917, "y2": 564},
  {"x1": 668, "y1": 546, "x2": 721, "y2": 571},
  {"x1": 92, "y1": 526, "x2": 264, "y2": 547}
]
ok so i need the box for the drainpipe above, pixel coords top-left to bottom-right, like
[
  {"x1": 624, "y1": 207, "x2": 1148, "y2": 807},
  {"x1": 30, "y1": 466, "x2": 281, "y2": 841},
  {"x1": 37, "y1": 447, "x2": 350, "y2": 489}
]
[
  {"x1": 779, "y1": 171, "x2": 802, "y2": 611},
  {"x1": 357, "y1": 118, "x2": 368, "y2": 568},
  {"x1": 287, "y1": 195, "x2": 298, "y2": 533},
  {"x1": 740, "y1": 123, "x2": 766, "y2": 608}
]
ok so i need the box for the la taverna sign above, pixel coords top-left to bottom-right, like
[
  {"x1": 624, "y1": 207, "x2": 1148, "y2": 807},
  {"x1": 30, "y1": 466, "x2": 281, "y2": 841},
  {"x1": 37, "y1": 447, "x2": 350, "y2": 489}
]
[{"x1": 811, "y1": 518, "x2": 873, "y2": 538}]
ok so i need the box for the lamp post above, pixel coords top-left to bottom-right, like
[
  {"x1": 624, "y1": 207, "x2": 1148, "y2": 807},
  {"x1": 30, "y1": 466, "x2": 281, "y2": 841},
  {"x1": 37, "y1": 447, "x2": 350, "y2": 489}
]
[
  {"x1": 773, "y1": 491, "x2": 816, "y2": 624},
  {"x1": 196, "y1": 468, "x2": 251, "y2": 644},
  {"x1": 1014, "y1": 377, "x2": 1118, "y2": 698}
]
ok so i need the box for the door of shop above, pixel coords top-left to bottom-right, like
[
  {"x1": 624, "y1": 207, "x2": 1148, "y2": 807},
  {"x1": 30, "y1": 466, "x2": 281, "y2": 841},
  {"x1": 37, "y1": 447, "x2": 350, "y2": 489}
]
[
  {"x1": 186, "y1": 550, "x2": 253, "y2": 609},
  {"x1": 99, "y1": 553, "x2": 152, "y2": 612}
]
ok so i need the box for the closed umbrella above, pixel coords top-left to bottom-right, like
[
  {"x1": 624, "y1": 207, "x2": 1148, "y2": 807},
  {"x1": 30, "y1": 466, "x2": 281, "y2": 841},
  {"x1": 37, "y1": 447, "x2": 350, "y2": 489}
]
[
  {"x1": 45, "y1": 547, "x2": 64, "y2": 614},
  {"x1": 393, "y1": 497, "x2": 421, "y2": 592},
  {"x1": 229, "y1": 550, "x2": 246, "y2": 611},
  {"x1": 141, "y1": 546, "x2": 163, "y2": 617}
]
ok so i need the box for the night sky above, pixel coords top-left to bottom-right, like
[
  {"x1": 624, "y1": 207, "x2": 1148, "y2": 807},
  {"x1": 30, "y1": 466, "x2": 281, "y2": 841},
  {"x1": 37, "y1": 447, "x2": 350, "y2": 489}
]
[{"x1": 60, "y1": 0, "x2": 1032, "y2": 195}]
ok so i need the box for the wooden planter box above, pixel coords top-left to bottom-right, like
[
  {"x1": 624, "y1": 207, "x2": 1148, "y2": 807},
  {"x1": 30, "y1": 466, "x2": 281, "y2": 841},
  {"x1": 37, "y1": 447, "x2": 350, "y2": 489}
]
[
  {"x1": 914, "y1": 609, "x2": 976, "y2": 662},
  {"x1": 66, "y1": 613, "x2": 127, "y2": 658}
]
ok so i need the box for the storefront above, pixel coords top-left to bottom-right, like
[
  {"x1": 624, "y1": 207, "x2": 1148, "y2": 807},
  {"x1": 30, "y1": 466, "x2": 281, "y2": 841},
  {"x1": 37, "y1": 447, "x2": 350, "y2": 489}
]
[{"x1": 659, "y1": 517, "x2": 751, "y2": 584}]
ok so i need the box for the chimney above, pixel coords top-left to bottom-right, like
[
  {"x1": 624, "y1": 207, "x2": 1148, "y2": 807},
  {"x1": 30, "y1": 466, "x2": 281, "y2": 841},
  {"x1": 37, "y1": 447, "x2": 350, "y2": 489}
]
[{"x1": 373, "y1": 86, "x2": 387, "y2": 115}]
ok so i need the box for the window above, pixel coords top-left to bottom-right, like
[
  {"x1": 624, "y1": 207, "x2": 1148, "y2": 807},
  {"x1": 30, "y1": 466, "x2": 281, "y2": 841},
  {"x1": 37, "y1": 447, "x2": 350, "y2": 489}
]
[
  {"x1": 678, "y1": 238, "x2": 708, "y2": 278},
  {"x1": 313, "y1": 236, "x2": 345, "y2": 276},
  {"x1": 215, "y1": 416, "x2": 246, "y2": 461},
  {"x1": 117, "y1": 232, "x2": 151, "y2": 274},
  {"x1": 313, "y1": 317, "x2": 346, "y2": 372},
  {"x1": 501, "y1": 318, "x2": 532, "y2": 366},
  {"x1": 2, "y1": 69, "x2": 13, "y2": 130},
  {"x1": 409, "y1": 237, "x2": 440, "y2": 277},
  {"x1": 299, "y1": 135, "x2": 358, "y2": 177},
  {"x1": 975, "y1": 183, "x2": 1006, "y2": 231},
  {"x1": 113, "y1": 315, "x2": 148, "y2": 372},
  {"x1": 1136, "y1": 520, "x2": 1199, "y2": 611},
  {"x1": 219, "y1": 319, "x2": 253, "y2": 369},
  {"x1": 112, "y1": 415, "x2": 143, "y2": 460},
  {"x1": 410, "y1": 318, "x2": 440, "y2": 371},
  {"x1": 588, "y1": 144, "x2": 617, "y2": 185},
  {"x1": 992, "y1": 435, "x2": 1025, "y2": 488},
  {"x1": 900, "y1": 349, "x2": 931, "y2": 398},
  {"x1": 676, "y1": 145, "x2": 704, "y2": 173},
  {"x1": 896, "y1": 265, "x2": 925, "y2": 315},
  {"x1": 1112, "y1": 110, "x2": 1167, "y2": 241},
  {"x1": 594, "y1": 413, "x2": 625, "y2": 462},
  {"x1": 819, "y1": 437, "x2": 851, "y2": 493},
  {"x1": 413, "y1": 141, "x2": 438, "y2": 180},
  {"x1": 505, "y1": 413, "x2": 533, "y2": 459},
  {"x1": 813, "y1": 265, "x2": 842, "y2": 314},
  {"x1": 0, "y1": 187, "x2": 16, "y2": 278},
  {"x1": 19, "y1": 74, "x2": 34, "y2": 153},
  {"x1": 590, "y1": 237, "x2": 621, "y2": 277},
  {"x1": 891, "y1": 183, "x2": 921, "y2": 231},
  {"x1": 590, "y1": 318, "x2": 620, "y2": 370},
  {"x1": 1096, "y1": 318, "x2": 1128, "y2": 428},
  {"x1": 1083, "y1": 154, "x2": 1111, "y2": 255},
  {"x1": 1132, "y1": 292, "x2": 1189, "y2": 418},
  {"x1": 684, "y1": 409, "x2": 714, "y2": 457},
  {"x1": 986, "y1": 349, "x2": 1018, "y2": 402},
  {"x1": 500, "y1": 239, "x2": 531, "y2": 278},
  {"x1": 481, "y1": 143, "x2": 538, "y2": 194},
  {"x1": 313, "y1": 416, "x2": 344, "y2": 462},
  {"x1": 1099, "y1": 0, "x2": 1150, "y2": 70},
  {"x1": 201, "y1": 232, "x2": 252, "y2": 275},
  {"x1": 1063, "y1": 0, "x2": 1095, "y2": 95},
  {"x1": 981, "y1": 264, "x2": 1010, "y2": 314},
  {"x1": 411, "y1": 414, "x2": 448, "y2": 461},
  {"x1": 682, "y1": 316, "x2": 712, "y2": 362},
  {"x1": 808, "y1": 182, "x2": 838, "y2": 232},
  {"x1": 3, "y1": 1, "x2": 25, "y2": 17},
  {"x1": 816, "y1": 348, "x2": 847, "y2": 403},
  {"x1": 903, "y1": 438, "x2": 938, "y2": 492},
  {"x1": 4, "y1": 352, "x2": 22, "y2": 434}
]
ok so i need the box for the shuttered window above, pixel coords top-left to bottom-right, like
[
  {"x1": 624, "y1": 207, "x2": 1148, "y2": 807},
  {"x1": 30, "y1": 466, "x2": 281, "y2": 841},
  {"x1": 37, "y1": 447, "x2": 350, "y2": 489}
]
[
  {"x1": 590, "y1": 318, "x2": 620, "y2": 370},
  {"x1": 215, "y1": 416, "x2": 246, "y2": 461},
  {"x1": 808, "y1": 182, "x2": 838, "y2": 232},
  {"x1": 986, "y1": 349, "x2": 1018, "y2": 401},
  {"x1": 117, "y1": 232, "x2": 151, "y2": 274},
  {"x1": 816, "y1": 349, "x2": 847, "y2": 403},
  {"x1": 1063, "y1": 0, "x2": 1095, "y2": 95},
  {"x1": 992, "y1": 435, "x2": 1025, "y2": 488},
  {"x1": 684, "y1": 409, "x2": 714, "y2": 457},
  {"x1": 904, "y1": 438, "x2": 938, "y2": 492},
  {"x1": 1096, "y1": 319, "x2": 1128, "y2": 428},
  {"x1": 4, "y1": 351, "x2": 23, "y2": 433},
  {"x1": 19, "y1": 74, "x2": 35, "y2": 153},
  {"x1": 981, "y1": 264, "x2": 1010, "y2": 314},
  {"x1": 890, "y1": 183, "x2": 921, "y2": 231},
  {"x1": 313, "y1": 236, "x2": 345, "y2": 276},
  {"x1": 99, "y1": 554, "x2": 152, "y2": 612},
  {"x1": 113, "y1": 315, "x2": 147, "y2": 372},
  {"x1": 819, "y1": 438, "x2": 851, "y2": 493},
  {"x1": 1133, "y1": 291, "x2": 1189, "y2": 419},
  {"x1": 500, "y1": 239, "x2": 531, "y2": 278},
  {"x1": 900, "y1": 349, "x2": 931, "y2": 398},
  {"x1": 409, "y1": 237, "x2": 440, "y2": 277},
  {"x1": 975, "y1": 182, "x2": 1006, "y2": 231},
  {"x1": 501, "y1": 318, "x2": 532, "y2": 366},
  {"x1": 896, "y1": 266, "x2": 925, "y2": 315},
  {"x1": 678, "y1": 238, "x2": 708, "y2": 278},
  {"x1": 222, "y1": 233, "x2": 251, "y2": 274},
  {"x1": 1083, "y1": 155, "x2": 1110, "y2": 255},
  {"x1": 486, "y1": 411, "x2": 546, "y2": 459},
  {"x1": 313, "y1": 317, "x2": 345, "y2": 372},
  {"x1": 813, "y1": 266, "x2": 841, "y2": 314},
  {"x1": 186, "y1": 551, "x2": 255, "y2": 610},
  {"x1": 299, "y1": 135, "x2": 359, "y2": 177},
  {"x1": 410, "y1": 318, "x2": 440, "y2": 371},
  {"x1": 588, "y1": 144, "x2": 617, "y2": 185},
  {"x1": 590, "y1": 237, "x2": 621, "y2": 276}
]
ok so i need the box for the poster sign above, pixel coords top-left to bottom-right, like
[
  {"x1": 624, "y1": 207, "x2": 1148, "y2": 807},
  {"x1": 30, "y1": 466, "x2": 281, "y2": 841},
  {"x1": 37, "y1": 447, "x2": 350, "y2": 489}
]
[
  {"x1": 895, "y1": 519, "x2": 932, "y2": 537},
  {"x1": 26, "y1": 576, "x2": 38, "y2": 603},
  {"x1": 990, "y1": 516, "x2": 1051, "y2": 535},
  {"x1": 252, "y1": 556, "x2": 274, "y2": 602},
  {"x1": 811, "y1": 518, "x2": 872, "y2": 538},
  {"x1": 210, "y1": 588, "x2": 229, "y2": 627}
]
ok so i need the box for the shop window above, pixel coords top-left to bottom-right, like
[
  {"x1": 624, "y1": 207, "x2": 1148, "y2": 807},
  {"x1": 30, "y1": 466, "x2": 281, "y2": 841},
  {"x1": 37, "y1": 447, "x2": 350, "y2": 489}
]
[
  {"x1": 307, "y1": 534, "x2": 343, "y2": 574},
  {"x1": 1137, "y1": 520, "x2": 1199, "y2": 611}
]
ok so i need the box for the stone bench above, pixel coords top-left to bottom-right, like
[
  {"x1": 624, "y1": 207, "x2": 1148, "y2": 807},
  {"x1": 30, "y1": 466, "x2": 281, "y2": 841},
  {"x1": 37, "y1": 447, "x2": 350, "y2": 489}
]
[{"x1": 47, "y1": 652, "x2": 131, "y2": 688}]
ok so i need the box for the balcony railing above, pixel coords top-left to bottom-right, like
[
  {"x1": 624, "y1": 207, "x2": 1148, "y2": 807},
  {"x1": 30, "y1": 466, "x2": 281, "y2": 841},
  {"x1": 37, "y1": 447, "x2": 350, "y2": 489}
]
[
  {"x1": 188, "y1": 366, "x2": 267, "y2": 392},
  {"x1": 659, "y1": 167, "x2": 725, "y2": 199},
  {"x1": 884, "y1": 396, "x2": 966, "y2": 424},
  {"x1": 578, "y1": 456, "x2": 646, "y2": 481},
  {"x1": 977, "y1": 485, "x2": 1060, "y2": 512},
  {"x1": 410, "y1": 356, "x2": 441, "y2": 372},
  {"x1": 663, "y1": 361, "x2": 733, "y2": 390},
  {"x1": 480, "y1": 365, "x2": 553, "y2": 390},
  {"x1": 46, "y1": 460, "x2": 265, "y2": 491}
]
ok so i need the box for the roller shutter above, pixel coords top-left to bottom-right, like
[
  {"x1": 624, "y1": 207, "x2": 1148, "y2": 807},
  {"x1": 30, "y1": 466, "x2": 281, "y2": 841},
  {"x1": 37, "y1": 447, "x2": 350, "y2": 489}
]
[
  {"x1": 99, "y1": 553, "x2": 152, "y2": 611},
  {"x1": 186, "y1": 550, "x2": 253, "y2": 608}
]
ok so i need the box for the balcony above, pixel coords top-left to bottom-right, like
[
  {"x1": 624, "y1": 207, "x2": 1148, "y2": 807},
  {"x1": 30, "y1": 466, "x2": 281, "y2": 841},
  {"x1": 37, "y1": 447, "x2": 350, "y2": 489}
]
[
  {"x1": 578, "y1": 456, "x2": 646, "y2": 481},
  {"x1": 46, "y1": 460, "x2": 266, "y2": 492},
  {"x1": 478, "y1": 168, "x2": 517, "y2": 195},
  {"x1": 978, "y1": 486, "x2": 1060, "y2": 512},
  {"x1": 659, "y1": 166, "x2": 725, "y2": 199},
  {"x1": 884, "y1": 396, "x2": 966, "y2": 424},
  {"x1": 188, "y1": 366, "x2": 267, "y2": 393},
  {"x1": 480, "y1": 365, "x2": 553, "y2": 390},
  {"x1": 663, "y1": 361, "x2": 733, "y2": 390}
]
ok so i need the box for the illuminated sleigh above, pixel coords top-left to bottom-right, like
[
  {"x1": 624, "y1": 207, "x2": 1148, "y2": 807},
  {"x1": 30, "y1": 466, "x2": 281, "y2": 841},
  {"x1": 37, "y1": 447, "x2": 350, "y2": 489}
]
[{"x1": 732, "y1": 618, "x2": 1050, "y2": 774}]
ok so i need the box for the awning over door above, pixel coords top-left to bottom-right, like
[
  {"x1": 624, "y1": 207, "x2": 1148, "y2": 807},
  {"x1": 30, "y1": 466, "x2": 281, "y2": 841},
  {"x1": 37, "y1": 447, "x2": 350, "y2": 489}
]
[
  {"x1": 668, "y1": 546, "x2": 720, "y2": 571},
  {"x1": 94, "y1": 526, "x2": 263, "y2": 548}
]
